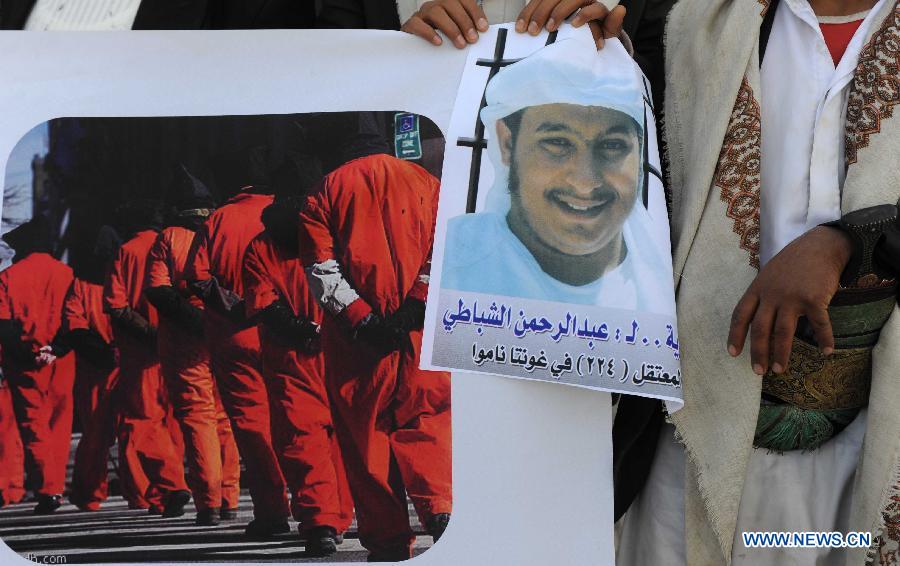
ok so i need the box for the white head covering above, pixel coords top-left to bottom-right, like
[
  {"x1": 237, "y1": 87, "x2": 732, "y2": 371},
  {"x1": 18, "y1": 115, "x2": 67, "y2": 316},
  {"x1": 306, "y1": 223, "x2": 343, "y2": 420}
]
[
  {"x1": 480, "y1": 34, "x2": 646, "y2": 214},
  {"x1": 477, "y1": 33, "x2": 673, "y2": 314}
]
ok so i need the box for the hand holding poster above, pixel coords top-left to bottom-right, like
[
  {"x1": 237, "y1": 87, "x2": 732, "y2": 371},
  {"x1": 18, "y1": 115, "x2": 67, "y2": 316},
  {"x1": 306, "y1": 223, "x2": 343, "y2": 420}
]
[{"x1": 424, "y1": 24, "x2": 683, "y2": 411}]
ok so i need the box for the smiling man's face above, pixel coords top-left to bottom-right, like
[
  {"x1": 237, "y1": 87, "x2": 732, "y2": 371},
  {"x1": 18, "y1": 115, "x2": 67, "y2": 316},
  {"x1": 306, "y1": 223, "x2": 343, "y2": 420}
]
[{"x1": 499, "y1": 103, "x2": 640, "y2": 257}]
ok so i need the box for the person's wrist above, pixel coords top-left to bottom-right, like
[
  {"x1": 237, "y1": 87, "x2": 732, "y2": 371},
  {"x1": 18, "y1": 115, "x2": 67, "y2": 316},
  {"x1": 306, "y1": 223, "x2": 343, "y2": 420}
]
[{"x1": 816, "y1": 225, "x2": 853, "y2": 267}]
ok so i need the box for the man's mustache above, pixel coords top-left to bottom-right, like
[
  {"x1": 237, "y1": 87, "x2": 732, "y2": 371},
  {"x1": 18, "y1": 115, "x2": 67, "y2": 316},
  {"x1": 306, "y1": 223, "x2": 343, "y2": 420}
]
[{"x1": 545, "y1": 186, "x2": 618, "y2": 205}]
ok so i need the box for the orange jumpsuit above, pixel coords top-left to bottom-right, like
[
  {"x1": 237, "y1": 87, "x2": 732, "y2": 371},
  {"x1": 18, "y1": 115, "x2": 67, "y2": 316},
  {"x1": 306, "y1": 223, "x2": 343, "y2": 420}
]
[
  {"x1": 104, "y1": 230, "x2": 187, "y2": 509},
  {"x1": 147, "y1": 226, "x2": 241, "y2": 512},
  {"x1": 0, "y1": 253, "x2": 76, "y2": 498},
  {"x1": 185, "y1": 192, "x2": 289, "y2": 521},
  {"x1": 243, "y1": 233, "x2": 353, "y2": 534},
  {"x1": 64, "y1": 278, "x2": 120, "y2": 510},
  {"x1": 0, "y1": 378, "x2": 25, "y2": 505},
  {"x1": 298, "y1": 154, "x2": 452, "y2": 556}
]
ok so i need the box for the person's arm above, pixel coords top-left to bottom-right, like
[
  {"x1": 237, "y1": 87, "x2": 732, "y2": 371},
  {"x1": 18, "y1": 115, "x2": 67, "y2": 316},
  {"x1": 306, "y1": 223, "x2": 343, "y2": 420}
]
[
  {"x1": 145, "y1": 233, "x2": 203, "y2": 334},
  {"x1": 297, "y1": 189, "x2": 368, "y2": 324},
  {"x1": 298, "y1": 189, "x2": 402, "y2": 354},
  {"x1": 0, "y1": 271, "x2": 34, "y2": 363},
  {"x1": 104, "y1": 246, "x2": 156, "y2": 342},
  {"x1": 243, "y1": 237, "x2": 320, "y2": 352},
  {"x1": 728, "y1": 226, "x2": 853, "y2": 376},
  {"x1": 184, "y1": 222, "x2": 246, "y2": 321},
  {"x1": 385, "y1": 174, "x2": 439, "y2": 334}
]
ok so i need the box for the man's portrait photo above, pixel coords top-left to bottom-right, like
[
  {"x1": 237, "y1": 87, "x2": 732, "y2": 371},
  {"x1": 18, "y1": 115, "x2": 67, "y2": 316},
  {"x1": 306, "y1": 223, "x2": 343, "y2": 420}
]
[{"x1": 440, "y1": 38, "x2": 673, "y2": 315}]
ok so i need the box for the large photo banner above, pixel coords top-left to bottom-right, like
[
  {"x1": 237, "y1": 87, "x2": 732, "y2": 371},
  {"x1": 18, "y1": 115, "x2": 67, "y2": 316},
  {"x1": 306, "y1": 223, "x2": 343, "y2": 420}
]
[
  {"x1": 0, "y1": 29, "x2": 617, "y2": 566},
  {"x1": 423, "y1": 25, "x2": 682, "y2": 410}
]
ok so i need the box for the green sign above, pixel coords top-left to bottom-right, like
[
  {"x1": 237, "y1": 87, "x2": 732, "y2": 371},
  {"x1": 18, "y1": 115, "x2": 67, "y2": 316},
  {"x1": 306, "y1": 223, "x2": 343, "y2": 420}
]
[{"x1": 394, "y1": 112, "x2": 422, "y2": 160}]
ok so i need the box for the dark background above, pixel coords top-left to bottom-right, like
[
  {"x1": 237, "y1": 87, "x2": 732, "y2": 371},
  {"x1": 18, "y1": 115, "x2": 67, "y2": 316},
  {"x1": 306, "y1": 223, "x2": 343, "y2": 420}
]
[{"x1": 22, "y1": 112, "x2": 444, "y2": 278}]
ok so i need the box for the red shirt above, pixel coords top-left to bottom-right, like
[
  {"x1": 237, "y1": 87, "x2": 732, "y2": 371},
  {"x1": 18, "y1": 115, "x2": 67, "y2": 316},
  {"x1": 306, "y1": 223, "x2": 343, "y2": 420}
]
[
  {"x1": 63, "y1": 278, "x2": 113, "y2": 345},
  {"x1": 820, "y1": 19, "x2": 864, "y2": 66},
  {"x1": 103, "y1": 230, "x2": 159, "y2": 326},
  {"x1": 298, "y1": 154, "x2": 437, "y2": 325},
  {"x1": 242, "y1": 233, "x2": 322, "y2": 323},
  {"x1": 185, "y1": 192, "x2": 273, "y2": 297},
  {"x1": 146, "y1": 226, "x2": 203, "y2": 309},
  {"x1": 0, "y1": 253, "x2": 73, "y2": 351}
]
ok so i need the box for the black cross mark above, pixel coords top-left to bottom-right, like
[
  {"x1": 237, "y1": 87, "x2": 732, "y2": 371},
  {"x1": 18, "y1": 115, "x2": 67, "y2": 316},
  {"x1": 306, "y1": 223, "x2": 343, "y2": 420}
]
[
  {"x1": 458, "y1": 29, "x2": 559, "y2": 213},
  {"x1": 640, "y1": 74, "x2": 662, "y2": 209}
]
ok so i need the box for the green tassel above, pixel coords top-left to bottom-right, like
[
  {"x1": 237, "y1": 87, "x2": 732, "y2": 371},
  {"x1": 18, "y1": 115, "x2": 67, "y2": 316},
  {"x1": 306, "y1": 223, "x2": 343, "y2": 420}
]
[{"x1": 754, "y1": 405, "x2": 859, "y2": 452}]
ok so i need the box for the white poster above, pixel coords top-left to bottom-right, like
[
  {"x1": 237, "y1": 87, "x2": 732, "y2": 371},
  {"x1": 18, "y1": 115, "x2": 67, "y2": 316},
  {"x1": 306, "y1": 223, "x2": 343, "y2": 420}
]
[
  {"x1": 423, "y1": 25, "x2": 682, "y2": 411},
  {"x1": 0, "y1": 29, "x2": 616, "y2": 566}
]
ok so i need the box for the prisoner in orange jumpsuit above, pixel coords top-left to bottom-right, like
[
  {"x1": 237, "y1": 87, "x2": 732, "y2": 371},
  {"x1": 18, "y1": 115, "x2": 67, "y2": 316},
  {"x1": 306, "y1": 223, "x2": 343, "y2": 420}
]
[
  {"x1": 146, "y1": 165, "x2": 240, "y2": 526},
  {"x1": 185, "y1": 148, "x2": 288, "y2": 538},
  {"x1": 243, "y1": 191, "x2": 354, "y2": 557},
  {"x1": 298, "y1": 142, "x2": 452, "y2": 561},
  {"x1": 50, "y1": 226, "x2": 121, "y2": 511},
  {"x1": 0, "y1": 216, "x2": 76, "y2": 514},
  {"x1": 59, "y1": 277, "x2": 119, "y2": 512},
  {"x1": 0, "y1": 373, "x2": 25, "y2": 507},
  {"x1": 104, "y1": 201, "x2": 189, "y2": 516}
]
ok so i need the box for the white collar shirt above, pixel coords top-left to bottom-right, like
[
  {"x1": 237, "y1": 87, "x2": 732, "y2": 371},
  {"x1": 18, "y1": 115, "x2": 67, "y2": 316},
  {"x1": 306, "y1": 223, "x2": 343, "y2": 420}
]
[
  {"x1": 25, "y1": 0, "x2": 143, "y2": 31},
  {"x1": 759, "y1": 0, "x2": 886, "y2": 265}
]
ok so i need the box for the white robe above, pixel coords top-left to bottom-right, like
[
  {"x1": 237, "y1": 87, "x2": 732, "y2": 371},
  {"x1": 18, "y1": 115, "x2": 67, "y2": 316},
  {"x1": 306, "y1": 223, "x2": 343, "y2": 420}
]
[{"x1": 617, "y1": 1, "x2": 885, "y2": 564}]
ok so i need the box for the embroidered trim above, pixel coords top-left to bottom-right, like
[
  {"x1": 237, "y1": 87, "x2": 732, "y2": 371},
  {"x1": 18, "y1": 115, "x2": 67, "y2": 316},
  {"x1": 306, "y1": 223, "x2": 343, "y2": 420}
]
[
  {"x1": 713, "y1": 78, "x2": 762, "y2": 269},
  {"x1": 846, "y1": 4, "x2": 900, "y2": 166},
  {"x1": 867, "y1": 468, "x2": 900, "y2": 565},
  {"x1": 759, "y1": 0, "x2": 771, "y2": 17}
]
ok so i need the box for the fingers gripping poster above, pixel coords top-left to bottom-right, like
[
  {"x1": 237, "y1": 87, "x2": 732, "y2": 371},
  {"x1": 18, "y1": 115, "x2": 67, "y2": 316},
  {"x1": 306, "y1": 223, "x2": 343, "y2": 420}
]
[{"x1": 423, "y1": 25, "x2": 683, "y2": 412}]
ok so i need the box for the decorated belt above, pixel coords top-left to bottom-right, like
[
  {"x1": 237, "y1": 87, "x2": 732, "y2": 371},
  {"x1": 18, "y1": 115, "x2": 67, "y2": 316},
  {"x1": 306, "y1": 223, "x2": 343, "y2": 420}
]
[
  {"x1": 754, "y1": 205, "x2": 900, "y2": 452},
  {"x1": 754, "y1": 285, "x2": 896, "y2": 452},
  {"x1": 761, "y1": 290, "x2": 896, "y2": 412}
]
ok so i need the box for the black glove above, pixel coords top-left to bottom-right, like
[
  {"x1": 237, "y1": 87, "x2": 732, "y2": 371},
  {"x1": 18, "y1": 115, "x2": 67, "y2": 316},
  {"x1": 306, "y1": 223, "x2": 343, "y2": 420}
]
[
  {"x1": 146, "y1": 286, "x2": 204, "y2": 336},
  {"x1": 53, "y1": 328, "x2": 116, "y2": 370},
  {"x1": 259, "y1": 299, "x2": 322, "y2": 354},
  {"x1": 190, "y1": 278, "x2": 247, "y2": 325},
  {"x1": 110, "y1": 307, "x2": 157, "y2": 343},
  {"x1": 353, "y1": 312, "x2": 404, "y2": 356},
  {"x1": 385, "y1": 298, "x2": 426, "y2": 333},
  {"x1": 0, "y1": 319, "x2": 35, "y2": 365}
]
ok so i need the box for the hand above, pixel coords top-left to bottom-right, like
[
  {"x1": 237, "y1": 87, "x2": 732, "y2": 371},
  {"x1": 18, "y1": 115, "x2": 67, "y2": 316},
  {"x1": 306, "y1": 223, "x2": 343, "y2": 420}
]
[
  {"x1": 295, "y1": 321, "x2": 322, "y2": 355},
  {"x1": 35, "y1": 345, "x2": 57, "y2": 367},
  {"x1": 401, "y1": 0, "x2": 489, "y2": 48},
  {"x1": 517, "y1": 0, "x2": 626, "y2": 48},
  {"x1": 728, "y1": 226, "x2": 852, "y2": 376},
  {"x1": 300, "y1": 333, "x2": 322, "y2": 356},
  {"x1": 386, "y1": 298, "x2": 427, "y2": 333},
  {"x1": 353, "y1": 313, "x2": 404, "y2": 356}
]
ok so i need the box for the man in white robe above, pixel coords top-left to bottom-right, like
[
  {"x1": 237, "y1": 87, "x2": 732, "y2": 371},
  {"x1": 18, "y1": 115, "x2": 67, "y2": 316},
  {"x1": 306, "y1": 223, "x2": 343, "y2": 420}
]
[{"x1": 618, "y1": 1, "x2": 900, "y2": 565}]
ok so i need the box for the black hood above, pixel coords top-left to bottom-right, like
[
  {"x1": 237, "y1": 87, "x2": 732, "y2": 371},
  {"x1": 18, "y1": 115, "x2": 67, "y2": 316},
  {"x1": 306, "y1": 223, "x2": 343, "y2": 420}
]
[
  {"x1": 2, "y1": 215, "x2": 54, "y2": 259},
  {"x1": 212, "y1": 145, "x2": 276, "y2": 197},
  {"x1": 168, "y1": 163, "x2": 216, "y2": 213},
  {"x1": 117, "y1": 198, "x2": 163, "y2": 239},
  {"x1": 306, "y1": 112, "x2": 391, "y2": 173},
  {"x1": 74, "y1": 225, "x2": 122, "y2": 284},
  {"x1": 272, "y1": 152, "x2": 323, "y2": 200},
  {"x1": 260, "y1": 192, "x2": 307, "y2": 255}
]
